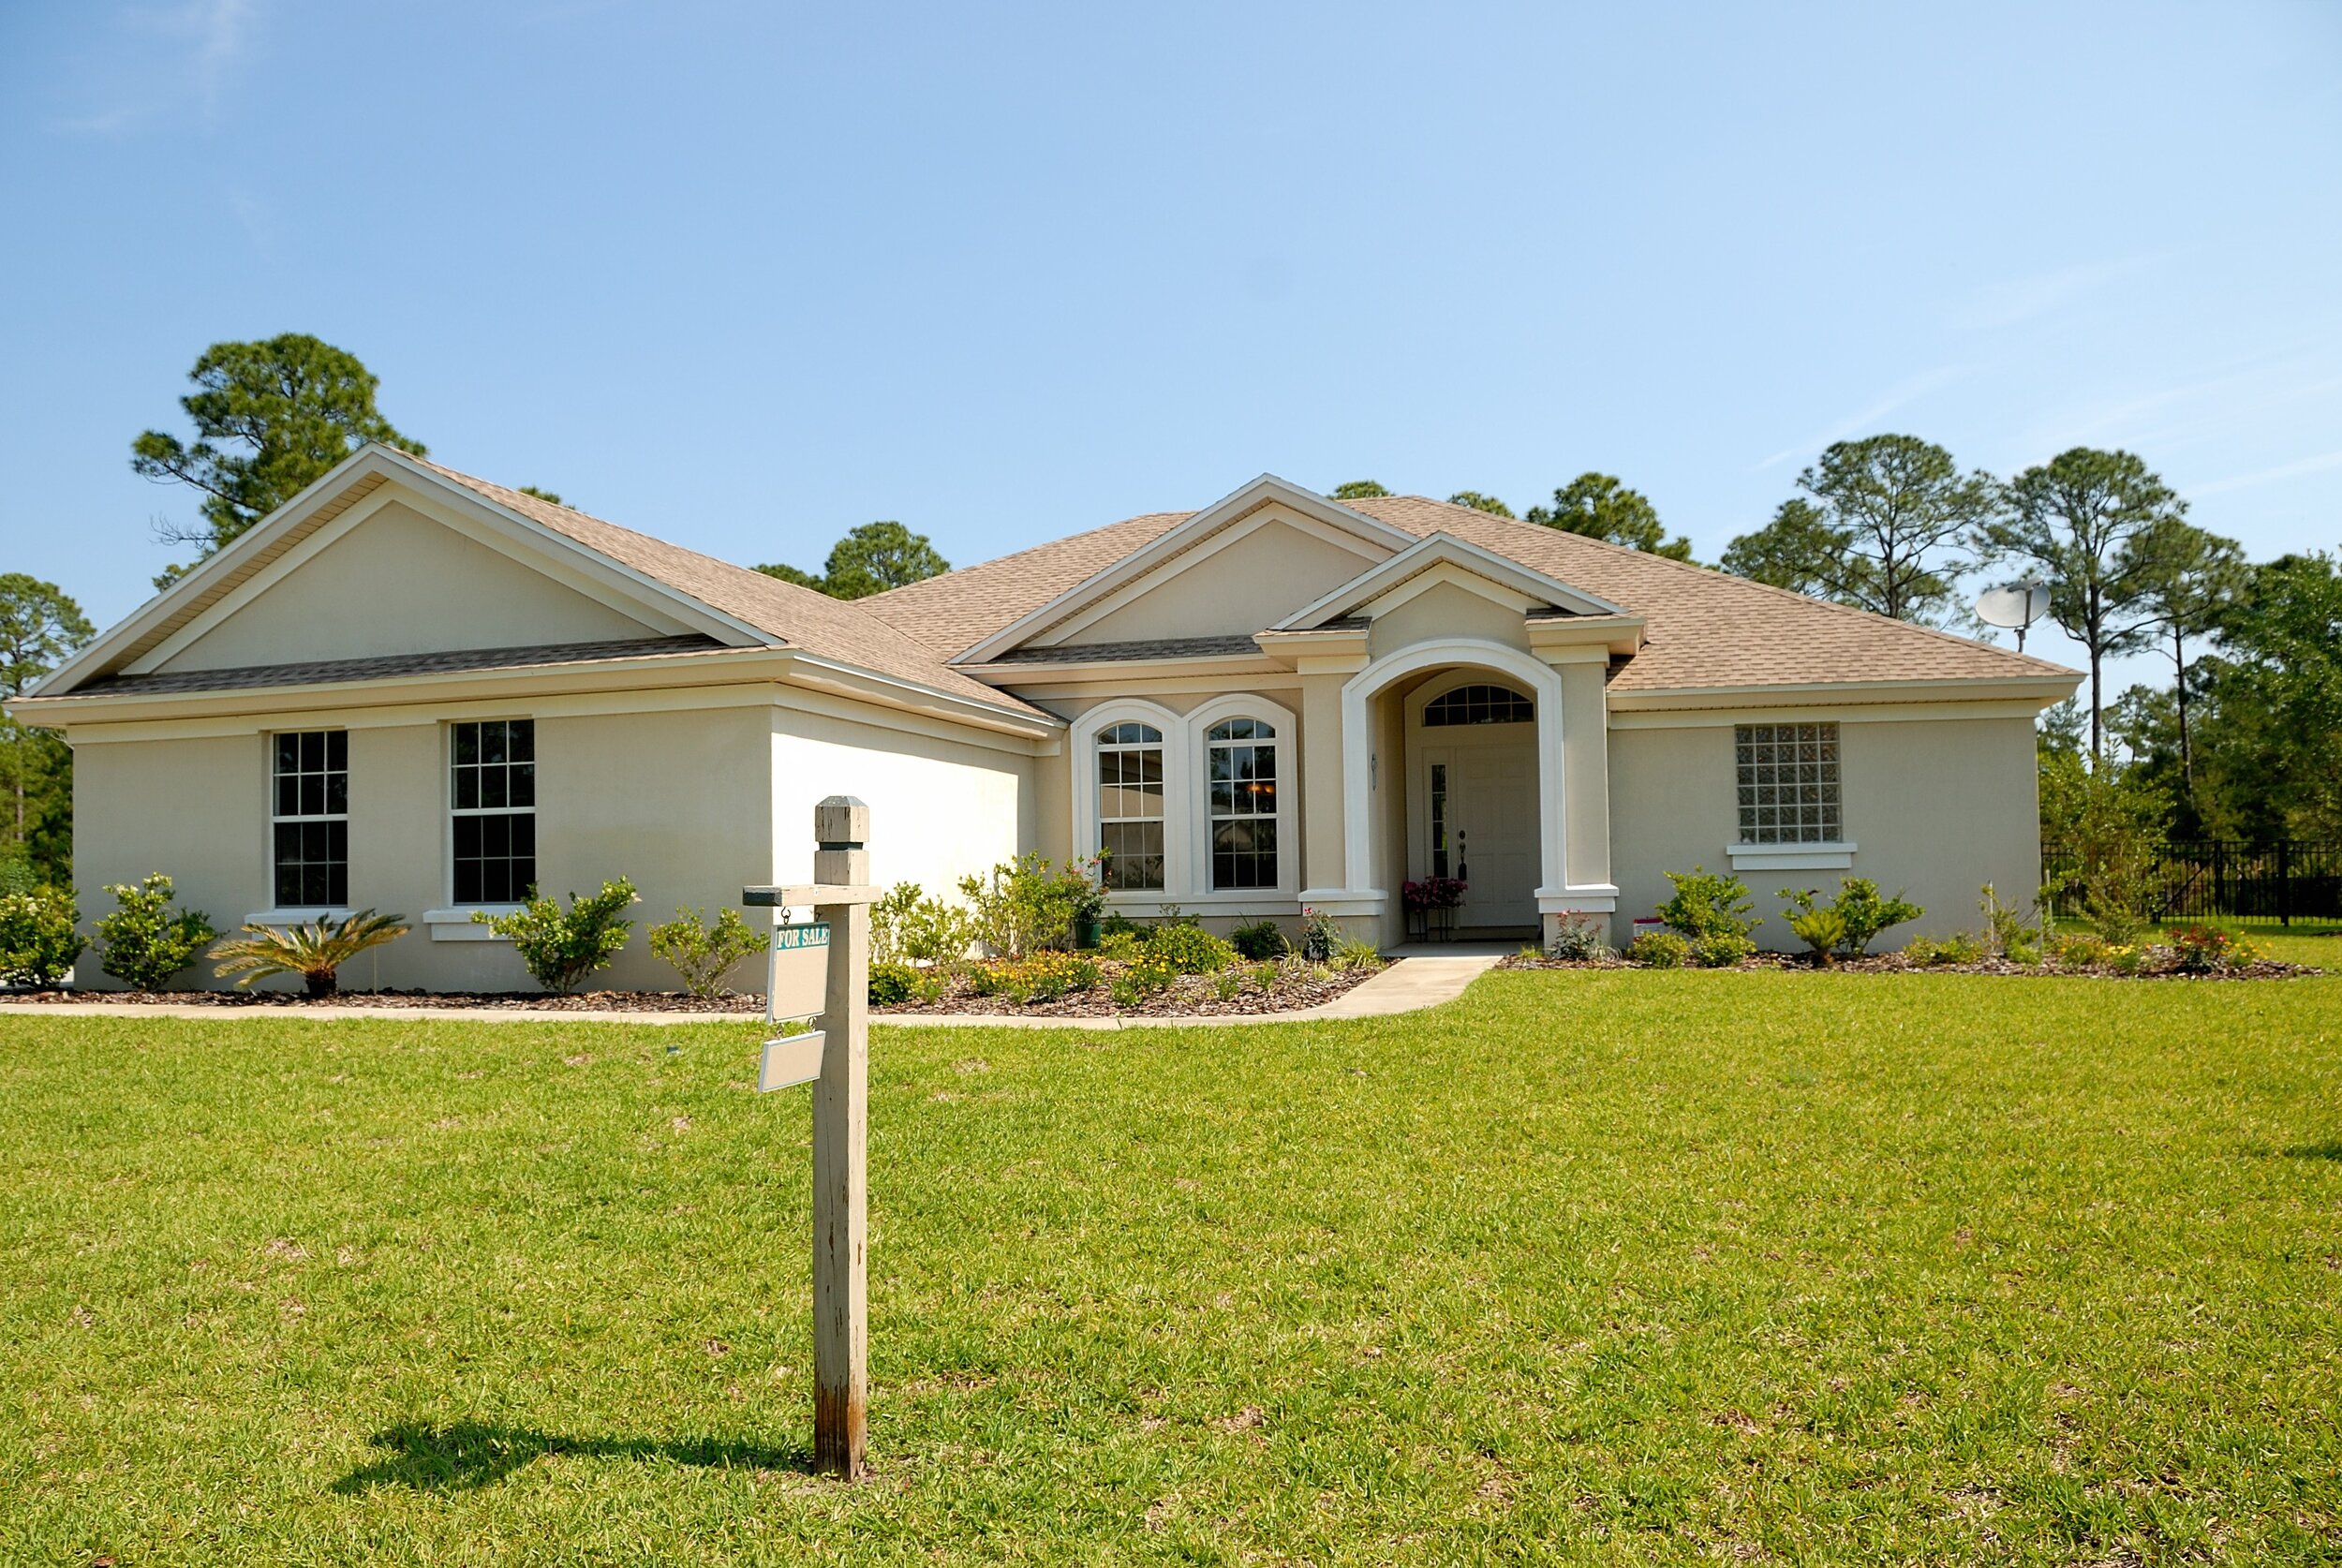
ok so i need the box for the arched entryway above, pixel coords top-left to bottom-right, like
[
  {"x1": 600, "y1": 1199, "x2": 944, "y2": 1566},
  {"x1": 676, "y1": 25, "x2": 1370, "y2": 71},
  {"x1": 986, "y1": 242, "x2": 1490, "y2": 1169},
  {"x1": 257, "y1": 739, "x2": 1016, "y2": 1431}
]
[{"x1": 1408, "y1": 677, "x2": 1541, "y2": 933}]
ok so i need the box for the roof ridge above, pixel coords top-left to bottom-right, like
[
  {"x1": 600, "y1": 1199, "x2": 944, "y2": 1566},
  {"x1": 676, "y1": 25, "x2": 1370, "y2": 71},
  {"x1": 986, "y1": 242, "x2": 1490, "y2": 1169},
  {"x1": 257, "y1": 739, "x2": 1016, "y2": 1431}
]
[
  {"x1": 864, "y1": 508, "x2": 1197, "y2": 605},
  {"x1": 1370, "y1": 494, "x2": 2071, "y2": 677}
]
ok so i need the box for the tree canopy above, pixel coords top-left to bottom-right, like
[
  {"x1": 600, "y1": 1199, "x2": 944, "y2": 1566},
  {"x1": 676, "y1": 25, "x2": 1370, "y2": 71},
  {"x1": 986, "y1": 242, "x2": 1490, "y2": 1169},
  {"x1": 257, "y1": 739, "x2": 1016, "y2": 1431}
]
[
  {"x1": 757, "y1": 521, "x2": 951, "y2": 600},
  {"x1": 132, "y1": 333, "x2": 423, "y2": 584},
  {"x1": 1983, "y1": 447, "x2": 2186, "y2": 759},
  {"x1": 1721, "y1": 435, "x2": 1994, "y2": 625},
  {"x1": 1445, "y1": 491, "x2": 1515, "y2": 517},
  {"x1": 0, "y1": 575, "x2": 94, "y2": 884},
  {"x1": 1527, "y1": 473, "x2": 1695, "y2": 561},
  {"x1": 1330, "y1": 481, "x2": 1391, "y2": 500}
]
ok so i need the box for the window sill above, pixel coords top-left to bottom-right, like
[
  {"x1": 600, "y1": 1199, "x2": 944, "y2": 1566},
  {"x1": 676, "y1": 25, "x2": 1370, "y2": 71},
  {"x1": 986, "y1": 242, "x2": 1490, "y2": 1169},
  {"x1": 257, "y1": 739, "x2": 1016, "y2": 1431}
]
[
  {"x1": 422, "y1": 906, "x2": 524, "y2": 942},
  {"x1": 1726, "y1": 841, "x2": 1857, "y2": 872},
  {"x1": 244, "y1": 908, "x2": 356, "y2": 928}
]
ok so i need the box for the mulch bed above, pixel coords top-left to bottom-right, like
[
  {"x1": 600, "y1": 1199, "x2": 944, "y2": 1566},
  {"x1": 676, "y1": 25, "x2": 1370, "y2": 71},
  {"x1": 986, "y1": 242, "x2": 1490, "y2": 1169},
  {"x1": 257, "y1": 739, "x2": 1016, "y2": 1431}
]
[
  {"x1": 873, "y1": 962, "x2": 1378, "y2": 1018},
  {"x1": 0, "y1": 988, "x2": 763, "y2": 1012},
  {"x1": 1498, "y1": 951, "x2": 2323, "y2": 981}
]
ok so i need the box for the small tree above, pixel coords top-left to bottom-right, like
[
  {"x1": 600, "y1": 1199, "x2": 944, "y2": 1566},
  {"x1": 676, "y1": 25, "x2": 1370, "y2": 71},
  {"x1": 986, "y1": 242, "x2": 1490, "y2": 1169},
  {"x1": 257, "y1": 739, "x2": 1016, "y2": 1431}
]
[
  {"x1": 210, "y1": 910, "x2": 410, "y2": 998},
  {"x1": 0, "y1": 885, "x2": 83, "y2": 986},
  {"x1": 648, "y1": 907, "x2": 769, "y2": 998},
  {"x1": 474, "y1": 879, "x2": 639, "y2": 993},
  {"x1": 96, "y1": 875, "x2": 217, "y2": 992}
]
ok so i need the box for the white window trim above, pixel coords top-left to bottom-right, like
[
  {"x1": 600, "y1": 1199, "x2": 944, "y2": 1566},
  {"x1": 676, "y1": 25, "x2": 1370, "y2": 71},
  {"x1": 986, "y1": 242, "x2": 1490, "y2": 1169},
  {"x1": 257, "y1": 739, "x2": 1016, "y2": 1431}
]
[
  {"x1": 1072, "y1": 699, "x2": 1185, "y2": 904},
  {"x1": 1727, "y1": 841, "x2": 1858, "y2": 872},
  {"x1": 1184, "y1": 693, "x2": 1298, "y2": 901},
  {"x1": 266, "y1": 728, "x2": 349, "y2": 914},
  {"x1": 1070, "y1": 695, "x2": 1299, "y2": 910},
  {"x1": 447, "y1": 717, "x2": 538, "y2": 916}
]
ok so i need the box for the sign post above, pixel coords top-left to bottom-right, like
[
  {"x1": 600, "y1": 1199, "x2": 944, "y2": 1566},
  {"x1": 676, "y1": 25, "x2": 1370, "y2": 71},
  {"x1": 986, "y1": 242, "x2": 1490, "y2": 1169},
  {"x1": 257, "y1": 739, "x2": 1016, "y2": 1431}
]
[{"x1": 744, "y1": 795, "x2": 881, "y2": 1480}]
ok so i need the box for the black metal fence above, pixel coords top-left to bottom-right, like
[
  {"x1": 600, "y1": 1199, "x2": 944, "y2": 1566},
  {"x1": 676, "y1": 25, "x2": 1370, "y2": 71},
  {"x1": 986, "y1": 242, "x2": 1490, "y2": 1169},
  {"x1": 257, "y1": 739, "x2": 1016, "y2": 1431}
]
[{"x1": 2047, "y1": 840, "x2": 2342, "y2": 927}]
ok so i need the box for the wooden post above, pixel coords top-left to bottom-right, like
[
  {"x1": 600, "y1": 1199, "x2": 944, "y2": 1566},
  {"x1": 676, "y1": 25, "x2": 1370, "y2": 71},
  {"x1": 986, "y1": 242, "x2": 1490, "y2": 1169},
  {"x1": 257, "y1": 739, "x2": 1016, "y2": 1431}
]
[{"x1": 811, "y1": 795, "x2": 869, "y2": 1479}]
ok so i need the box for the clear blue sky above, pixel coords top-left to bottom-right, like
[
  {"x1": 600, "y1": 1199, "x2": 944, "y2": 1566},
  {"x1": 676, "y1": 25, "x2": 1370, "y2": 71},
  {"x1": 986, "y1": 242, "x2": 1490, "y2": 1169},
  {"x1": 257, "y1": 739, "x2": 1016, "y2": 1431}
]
[{"x1": 3, "y1": 1, "x2": 2337, "y2": 695}]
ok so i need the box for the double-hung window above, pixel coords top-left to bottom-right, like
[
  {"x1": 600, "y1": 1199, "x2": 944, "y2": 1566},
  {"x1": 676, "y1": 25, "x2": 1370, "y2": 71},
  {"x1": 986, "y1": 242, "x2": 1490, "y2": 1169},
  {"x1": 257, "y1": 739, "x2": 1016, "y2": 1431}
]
[
  {"x1": 1735, "y1": 722, "x2": 1841, "y2": 844},
  {"x1": 1206, "y1": 717, "x2": 1278, "y2": 890},
  {"x1": 451, "y1": 719, "x2": 536, "y2": 904},
  {"x1": 1095, "y1": 721, "x2": 1164, "y2": 890},
  {"x1": 272, "y1": 731, "x2": 348, "y2": 907}
]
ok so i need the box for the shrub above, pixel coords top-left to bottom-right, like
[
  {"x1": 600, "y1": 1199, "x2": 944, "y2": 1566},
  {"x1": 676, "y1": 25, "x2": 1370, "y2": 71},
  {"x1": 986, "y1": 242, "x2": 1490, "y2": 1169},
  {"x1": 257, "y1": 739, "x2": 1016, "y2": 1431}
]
[
  {"x1": 1096, "y1": 928, "x2": 1144, "y2": 961},
  {"x1": 1659, "y1": 866, "x2": 1759, "y2": 940},
  {"x1": 967, "y1": 953, "x2": 1100, "y2": 1003},
  {"x1": 1230, "y1": 919, "x2": 1288, "y2": 961},
  {"x1": 1629, "y1": 929, "x2": 1690, "y2": 969},
  {"x1": 474, "y1": 879, "x2": 639, "y2": 994},
  {"x1": 210, "y1": 909, "x2": 410, "y2": 998},
  {"x1": 1331, "y1": 936, "x2": 1384, "y2": 971},
  {"x1": 2109, "y1": 943, "x2": 2146, "y2": 976},
  {"x1": 2166, "y1": 924, "x2": 2260, "y2": 973},
  {"x1": 870, "y1": 883, "x2": 923, "y2": 966},
  {"x1": 1979, "y1": 884, "x2": 2042, "y2": 966},
  {"x1": 1825, "y1": 879, "x2": 1922, "y2": 955},
  {"x1": 1112, "y1": 954, "x2": 1177, "y2": 1007},
  {"x1": 97, "y1": 875, "x2": 217, "y2": 992},
  {"x1": 1298, "y1": 906, "x2": 1341, "y2": 962},
  {"x1": 1547, "y1": 913, "x2": 1611, "y2": 962},
  {"x1": 2052, "y1": 932, "x2": 2112, "y2": 970},
  {"x1": 648, "y1": 907, "x2": 769, "y2": 998},
  {"x1": 1144, "y1": 922, "x2": 1236, "y2": 975},
  {"x1": 1905, "y1": 931, "x2": 1985, "y2": 967},
  {"x1": 1783, "y1": 905, "x2": 1847, "y2": 966},
  {"x1": 1212, "y1": 970, "x2": 1245, "y2": 1000},
  {"x1": 2086, "y1": 893, "x2": 2149, "y2": 947},
  {"x1": 867, "y1": 960, "x2": 919, "y2": 1006},
  {"x1": 1248, "y1": 961, "x2": 1279, "y2": 991},
  {"x1": 0, "y1": 851, "x2": 37, "y2": 897},
  {"x1": 1691, "y1": 932, "x2": 1756, "y2": 969},
  {"x1": 0, "y1": 886, "x2": 82, "y2": 986},
  {"x1": 956, "y1": 854, "x2": 1097, "y2": 957}
]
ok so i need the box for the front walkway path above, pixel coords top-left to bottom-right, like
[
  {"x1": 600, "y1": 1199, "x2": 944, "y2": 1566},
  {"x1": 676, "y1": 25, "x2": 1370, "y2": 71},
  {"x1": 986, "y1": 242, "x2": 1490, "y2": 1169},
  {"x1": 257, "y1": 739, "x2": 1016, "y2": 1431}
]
[{"x1": 0, "y1": 951, "x2": 1509, "y2": 1030}]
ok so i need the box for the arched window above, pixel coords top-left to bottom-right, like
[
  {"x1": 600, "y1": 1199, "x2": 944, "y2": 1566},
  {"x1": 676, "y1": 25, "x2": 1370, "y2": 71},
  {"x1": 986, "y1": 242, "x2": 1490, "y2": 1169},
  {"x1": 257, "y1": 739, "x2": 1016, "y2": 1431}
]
[
  {"x1": 1205, "y1": 717, "x2": 1278, "y2": 889},
  {"x1": 1096, "y1": 721, "x2": 1164, "y2": 889},
  {"x1": 1423, "y1": 683, "x2": 1534, "y2": 727}
]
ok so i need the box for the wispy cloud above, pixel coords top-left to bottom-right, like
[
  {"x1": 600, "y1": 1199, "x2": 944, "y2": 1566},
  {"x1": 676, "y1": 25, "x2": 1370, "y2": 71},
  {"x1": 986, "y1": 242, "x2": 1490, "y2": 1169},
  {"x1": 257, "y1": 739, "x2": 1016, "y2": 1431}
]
[
  {"x1": 1946, "y1": 254, "x2": 2160, "y2": 333},
  {"x1": 1755, "y1": 365, "x2": 1964, "y2": 470},
  {"x1": 52, "y1": 0, "x2": 259, "y2": 136},
  {"x1": 2187, "y1": 448, "x2": 2342, "y2": 498}
]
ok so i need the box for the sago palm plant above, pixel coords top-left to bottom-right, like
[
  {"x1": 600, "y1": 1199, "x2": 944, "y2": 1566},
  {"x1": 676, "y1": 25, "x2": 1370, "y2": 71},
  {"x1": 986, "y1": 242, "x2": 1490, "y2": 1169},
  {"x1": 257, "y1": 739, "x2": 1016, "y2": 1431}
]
[{"x1": 210, "y1": 910, "x2": 411, "y2": 998}]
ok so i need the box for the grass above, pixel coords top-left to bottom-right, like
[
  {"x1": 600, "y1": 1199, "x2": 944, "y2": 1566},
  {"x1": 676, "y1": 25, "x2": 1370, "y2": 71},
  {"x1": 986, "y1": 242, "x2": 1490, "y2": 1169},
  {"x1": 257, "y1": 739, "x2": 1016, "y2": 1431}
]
[{"x1": 4, "y1": 967, "x2": 2340, "y2": 1565}]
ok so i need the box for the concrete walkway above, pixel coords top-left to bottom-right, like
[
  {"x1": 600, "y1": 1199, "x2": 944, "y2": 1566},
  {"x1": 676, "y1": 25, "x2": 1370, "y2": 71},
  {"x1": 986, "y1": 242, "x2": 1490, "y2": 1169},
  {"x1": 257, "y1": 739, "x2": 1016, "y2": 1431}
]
[{"x1": 0, "y1": 950, "x2": 1509, "y2": 1030}]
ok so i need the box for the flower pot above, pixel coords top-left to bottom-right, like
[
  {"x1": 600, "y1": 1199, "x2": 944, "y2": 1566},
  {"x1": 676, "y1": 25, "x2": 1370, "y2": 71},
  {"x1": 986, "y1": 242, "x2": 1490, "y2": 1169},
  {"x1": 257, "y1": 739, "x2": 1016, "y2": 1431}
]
[{"x1": 1073, "y1": 914, "x2": 1103, "y2": 951}]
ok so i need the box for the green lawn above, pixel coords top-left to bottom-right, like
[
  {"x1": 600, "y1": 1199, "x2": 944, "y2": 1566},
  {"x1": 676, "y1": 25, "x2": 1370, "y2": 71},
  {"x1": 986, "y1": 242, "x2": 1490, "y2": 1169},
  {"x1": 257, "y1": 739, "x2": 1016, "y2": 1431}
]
[{"x1": 5, "y1": 969, "x2": 2340, "y2": 1565}]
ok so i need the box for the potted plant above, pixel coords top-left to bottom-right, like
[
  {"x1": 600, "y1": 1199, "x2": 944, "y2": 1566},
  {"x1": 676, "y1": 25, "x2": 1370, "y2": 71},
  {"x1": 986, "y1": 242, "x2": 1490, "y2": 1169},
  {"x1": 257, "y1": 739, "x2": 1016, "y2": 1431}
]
[
  {"x1": 1070, "y1": 852, "x2": 1107, "y2": 950},
  {"x1": 1401, "y1": 877, "x2": 1467, "y2": 942}
]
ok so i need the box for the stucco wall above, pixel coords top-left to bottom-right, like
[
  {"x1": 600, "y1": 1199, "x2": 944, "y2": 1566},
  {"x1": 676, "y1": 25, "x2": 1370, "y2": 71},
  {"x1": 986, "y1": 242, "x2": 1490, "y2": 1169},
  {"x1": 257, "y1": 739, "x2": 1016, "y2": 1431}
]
[
  {"x1": 162, "y1": 501, "x2": 662, "y2": 673},
  {"x1": 1047, "y1": 518, "x2": 1375, "y2": 646},
  {"x1": 1607, "y1": 712, "x2": 2041, "y2": 947},
  {"x1": 71, "y1": 732, "x2": 267, "y2": 984}
]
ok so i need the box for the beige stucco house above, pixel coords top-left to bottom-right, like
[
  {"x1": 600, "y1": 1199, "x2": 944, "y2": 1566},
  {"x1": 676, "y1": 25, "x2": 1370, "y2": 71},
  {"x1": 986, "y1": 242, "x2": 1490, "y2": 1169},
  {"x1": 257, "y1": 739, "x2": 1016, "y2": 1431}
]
[{"x1": 12, "y1": 446, "x2": 2079, "y2": 990}]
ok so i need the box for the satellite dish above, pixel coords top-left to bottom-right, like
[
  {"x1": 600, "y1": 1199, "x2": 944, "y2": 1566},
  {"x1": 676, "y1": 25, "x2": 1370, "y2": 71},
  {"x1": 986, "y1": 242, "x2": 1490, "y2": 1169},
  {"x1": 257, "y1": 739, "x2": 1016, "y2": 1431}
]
[{"x1": 1974, "y1": 581, "x2": 2052, "y2": 650}]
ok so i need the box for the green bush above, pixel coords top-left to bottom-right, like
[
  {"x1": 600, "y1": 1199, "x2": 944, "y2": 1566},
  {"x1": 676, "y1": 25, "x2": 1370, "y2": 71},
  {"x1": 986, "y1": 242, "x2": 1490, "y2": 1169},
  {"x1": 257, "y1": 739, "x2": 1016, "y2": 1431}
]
[
  {"x1": 1691, "y1": 932, "x2": 1756, "y2": 969},
  {"x1": 1230, "y1": 919, "x2": 1287, "y2": 961},
  {"x1": 474, "y1": 879, "x2": 639, "y2": 994},
  {"x1": 1116, "y1": 955, "x2": 1177, "y2": 1002},
  {"x1": 97, "y1": 875, "x2": 216, "y2": 992},
  {"x1": 210, "y1": 910, "x2": 410, "y2": 997},
  {"x1": 1547, "y1": 913, "x2": 1611, "y2": 961},
  {"x1": 966, "y1": 953, "x2": 1101, "y2": 1003},
  {"x1": 1659, "y1": 866, "x2": 1760, "y2": 940},
  {"x1": 0, "y1": 886, "x2": 83, "y2": 986},
  {"x1": 2053, "y1": 932, "x2": 2112, "y2": 970},
  {"x1": 1629, "y1": 929, "x2": 1690, "y2": 969},
  {"x1": 956, "y1": 854, "x2": 1097, "y2": 957},
  {"x1": 648, "y1": 907, "x2": 768, "y2": 998},
  {"x1": 1248, "y1": 961, "x2": 1279, "y2": 991},
  {"x1": 1096, "y1": 928, "x2": 1143, "y2": 961},
  {"x1": 873, "y1": 882, "x2": 974, "y2": 968},
  {"x1": 1331, "y1": 936, "x2": 1384, "y2": 971},
  {"x1": 1783, "y1": 905, "x2": 1847, "y2": 965},
  {"x1": 1144, "y1": 922, "x2": 1236, "y2": 975},
  {"x1": 1212, "y1": 969, "x2": 1245, "y2": 1000},
  {"x1": 1905, "y1": 931, "x2": 1985, "y2": 967},
  {"x1": 867, "y1": 960, "x2": 919, "y2": 1005},
  {"x1": 2166, "y1": 924, "x2": 2260, "y2": 973},
  {"x1": 1298, "y1": 906, "x2": 1341, "y2": 961},
  {"x1": 1831, "y1": 879, "x2": 1923, "y2": 955}
]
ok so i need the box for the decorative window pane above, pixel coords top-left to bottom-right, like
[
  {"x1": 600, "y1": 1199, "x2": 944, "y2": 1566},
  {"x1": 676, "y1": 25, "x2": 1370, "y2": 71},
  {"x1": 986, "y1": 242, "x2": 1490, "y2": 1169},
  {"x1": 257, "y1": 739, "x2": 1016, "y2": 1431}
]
[
  {"x1": 271, "y1": 730, "x2": 348, "y2": 908},
  {"x1": 1424, "y1": 684, "x2": 1534, "y2": 727},
  {"x1": 1207, "y1": 720, "x2": 1278, "y2": 890},
  {"x1": 1430, "y1": 762, "x2": 1450, "y2": 879},
  {"x1": 1096, "y1": 723, "x2": 1164, "y2": 890},
  {"x1": 452, "y1": 719, "x2": 537, "y2": 905},
  {"x1": 1734, "y1": 722, "x2": 1842, "y2": 844}
]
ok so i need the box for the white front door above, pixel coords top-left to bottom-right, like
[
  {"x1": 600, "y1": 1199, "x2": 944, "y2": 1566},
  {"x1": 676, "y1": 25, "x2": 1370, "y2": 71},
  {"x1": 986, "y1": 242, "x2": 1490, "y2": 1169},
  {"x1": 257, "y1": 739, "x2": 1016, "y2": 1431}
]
[{"x1": 1425, "y1": 740, "x2": 1539, "y2": 930}]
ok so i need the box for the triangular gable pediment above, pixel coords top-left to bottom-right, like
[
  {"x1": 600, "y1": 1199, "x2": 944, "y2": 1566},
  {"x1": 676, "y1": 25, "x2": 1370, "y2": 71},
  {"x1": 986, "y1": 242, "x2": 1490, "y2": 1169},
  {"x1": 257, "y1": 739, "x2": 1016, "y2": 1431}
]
[
  {"x1": 954, "y1": 474, "x2": 1417, "y2": 663},
  {"x1": 37, "y1": 446, "x2": 775, "y2": 697},
  {"x1": 1270, "y1": 531, "x2": 1632, "y2": 630}
]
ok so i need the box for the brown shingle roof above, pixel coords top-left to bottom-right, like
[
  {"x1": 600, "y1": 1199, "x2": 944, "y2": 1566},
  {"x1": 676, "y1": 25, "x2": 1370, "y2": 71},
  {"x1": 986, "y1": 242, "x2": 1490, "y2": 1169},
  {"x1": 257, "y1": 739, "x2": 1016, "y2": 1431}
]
[
  {"x1": 68, "y1": 636, "x2": 729, "y2": 698},
  {"x1": 417, "y1": 460, "x2": 1045, "y2": 716},
  {"x1": 864, "y1": 492, "x2": 2074, "y2": 692}
]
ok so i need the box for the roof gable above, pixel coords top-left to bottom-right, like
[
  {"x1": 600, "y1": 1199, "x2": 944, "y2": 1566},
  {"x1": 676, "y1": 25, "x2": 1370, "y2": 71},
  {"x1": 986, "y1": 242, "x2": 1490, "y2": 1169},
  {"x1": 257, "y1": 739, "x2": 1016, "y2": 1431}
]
[
  {"x1": 1270, "y1": 530, "x2": 1632, "y2": 630},
  {"x1": 951, "y1": 475, "x2": 1415, "y2": 664}
]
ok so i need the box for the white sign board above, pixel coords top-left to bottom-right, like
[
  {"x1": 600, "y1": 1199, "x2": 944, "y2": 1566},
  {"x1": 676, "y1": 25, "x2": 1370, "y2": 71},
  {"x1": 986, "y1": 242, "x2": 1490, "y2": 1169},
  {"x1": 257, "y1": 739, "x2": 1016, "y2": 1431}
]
[{"x1": 758, "y1": 1030, "x2": 826, "y2": 1092}]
